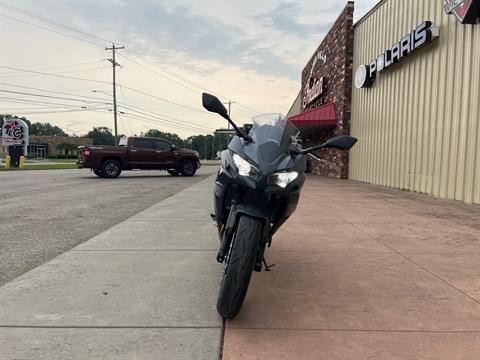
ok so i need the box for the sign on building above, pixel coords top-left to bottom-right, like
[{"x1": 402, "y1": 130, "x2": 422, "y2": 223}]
[
  {"x1": 444, "y1": 0, "x2": 480, "y2": 24},
  {"x1": 2, "y1": 117, "x2": 29, "y2": 146},
  {"x1": 355, "y1": 21, "x2": 439, "y2": 89}
]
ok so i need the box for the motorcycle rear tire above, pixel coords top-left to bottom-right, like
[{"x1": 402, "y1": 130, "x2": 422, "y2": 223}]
[{"x1": 217, "y1": 214, "x2": 262, "y2": 319}]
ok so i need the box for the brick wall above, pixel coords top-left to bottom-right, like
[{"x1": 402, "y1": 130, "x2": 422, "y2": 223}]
[{"x1": 300, "y1": 2, "x2": 354, "y2": 178}]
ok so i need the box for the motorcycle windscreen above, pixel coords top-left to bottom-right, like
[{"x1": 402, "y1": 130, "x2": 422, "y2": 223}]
[{"x1": 243, "y1": 116, "x2": 299, "y2": 174}]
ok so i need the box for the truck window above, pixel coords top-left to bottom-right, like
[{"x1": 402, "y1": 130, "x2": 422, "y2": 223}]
[
  {"x1": 133, "y1": 139, "x2": 153, "y2": 149},
  {"x1": 153, "y1": 140, "x2": 171, "y2": 150}
]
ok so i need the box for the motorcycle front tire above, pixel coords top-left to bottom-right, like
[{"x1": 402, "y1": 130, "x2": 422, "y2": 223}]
[{"x1": 217, "y1": 214, "x2": 262, "y2": 319}]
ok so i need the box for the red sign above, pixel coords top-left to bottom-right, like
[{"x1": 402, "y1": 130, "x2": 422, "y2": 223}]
[
  {"x1": 444, "y1": 0, "x2": 480, "y2": 24},
  {"x1": 2, "y1": 118, "x2": 29, "y2": 146},
  {"x1": 303, "y1": 76, "x2": 325, "y2": 108}
]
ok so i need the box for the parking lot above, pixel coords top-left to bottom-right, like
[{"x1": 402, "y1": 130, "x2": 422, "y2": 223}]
[{"x1": 0, "y1": 167, "x2": 217, "y2": 286}]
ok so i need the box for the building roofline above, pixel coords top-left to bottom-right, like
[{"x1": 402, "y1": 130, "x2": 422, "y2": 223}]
[
  {"x1": 303, "y1": 1, "x2": 355, "y2": 76},
  {"x1": 354, "y1": 0, "x2": 387, "y2": 28}
]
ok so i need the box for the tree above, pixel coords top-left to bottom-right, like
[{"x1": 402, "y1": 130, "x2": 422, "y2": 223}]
[
  {"x1": 30, "y1": 122, "x2": 66, "y2": 136},
  {"x1": 55, "y1": 142, "x2": 78, "y2": 156},
  {"x1": 185, "y1": 133, "x2": 227, "y2": 160},
  {"x1": 85, "y1": 127, "x2": 115, "y2": 145}
]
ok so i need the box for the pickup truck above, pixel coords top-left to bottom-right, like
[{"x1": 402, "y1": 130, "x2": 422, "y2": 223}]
[{"x1": 77, "y1": 136, "x2": 201, "y2": 178}]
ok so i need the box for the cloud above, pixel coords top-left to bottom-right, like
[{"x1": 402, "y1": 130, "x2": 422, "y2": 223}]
[
  {"x1": 1, "y1": 0, "x2": 378, "y2": 137},
  {"x1": 255, "y1": 2, "x2": 331, "y2": 36},
  {"x1": 46, "y1": 1, "x2": 300, "y2": 79}
]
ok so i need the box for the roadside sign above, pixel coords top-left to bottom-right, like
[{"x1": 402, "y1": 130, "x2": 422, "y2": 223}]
[{"x1": 2, "y1": 117, "x2": 29, "y2": 146}]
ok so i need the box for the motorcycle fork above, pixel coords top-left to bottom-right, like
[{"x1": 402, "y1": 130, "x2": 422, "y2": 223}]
[
  {"x1": 216, "y1": 202, "x2": 238, "y2": 263},
  {"x1": 253, "y1": 221, "x2": 273, "y2": 272},
  {"x1": 216, "y1": 201, "x2": 274, "y2": 272}
]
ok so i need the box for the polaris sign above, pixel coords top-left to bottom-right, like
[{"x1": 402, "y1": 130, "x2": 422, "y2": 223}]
[{"x1": 355, "y1": 21, "x2": 439, "y2": 89}]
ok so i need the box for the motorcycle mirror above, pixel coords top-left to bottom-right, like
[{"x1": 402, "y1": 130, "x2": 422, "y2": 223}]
[
  {"x1": 300, "y1": 135, "x2": 357, "y2": 155},
  {"x1": 202, "y1": 93, "x2": 229, "y2": 120},
  {"x1": 201, "y1": 93, "x2": 252, "y2": 142},
  {"x1": 322, "y1": 135, "x2": 357, "y2": 150}
]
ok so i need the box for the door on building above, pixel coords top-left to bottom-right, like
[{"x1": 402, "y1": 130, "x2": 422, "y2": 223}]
[
  {"x1": 37, "y1": 146, "x2": 46, "y2": 159},
  {"x1": 28, "y1": 143, "x2": 48, "y2": 159}
]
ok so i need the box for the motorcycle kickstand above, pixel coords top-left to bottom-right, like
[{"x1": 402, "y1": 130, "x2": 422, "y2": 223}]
[{"x1": 262, "y1": 257, "x2": 276, "y2": 271}]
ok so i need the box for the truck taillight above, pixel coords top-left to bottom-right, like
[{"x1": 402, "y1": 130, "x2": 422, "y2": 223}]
[{"x1": 84, "y1": 149, "x2": 90, "y2": 157}]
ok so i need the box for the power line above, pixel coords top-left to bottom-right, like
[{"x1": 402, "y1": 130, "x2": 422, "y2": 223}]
[
  {"x1": 1, "y1": 106, "x2": 78, "y2": 111},
  {"x1": 118, "y1": 103, "x2": 212, "y2": 128},
  {"x1": 119, "y1": 106, "x2": 212, "y2": 133},
  {"x1": 2, "y1": 3, "x2": 262, "y2": 115},
  {"x1": 0, "y1": 82, "x2": 213, "y2": 131},
  {"x1": 0, "y1": 82, "x2": 113, "y2": 102},
  {"x1": 116, "y1": 72, "x2": 133, "y2": 135},
  {"x1": 0, "y1": 60, "x2": 104, "y2": 75},
  {"x1": 0, "y1": 3, "x2": 110, "y2": 43},
  {"x1": 0, "y1": 66, "x2": 111, "y2": 84},
  {"x1": 0, "y1": 13, "x2": 104, "y2": 48},
  {"x1": 120, "y1": 85, "x2": 205, "y2": 114},
  {"x1": 123, "y1": 52, "x2": 262, "y2": 116},
  {"x1": 0, "y1": 90, "x2": 111, "y2": 105},
  {"x1": 0, "y1": 96, "x2": 92, "y2": 108},
  {"x1": 8, "y1": 109, "x2": 92, "y2": 115},
  {"x1": 0, "y1": 66, "x2": 107, "y2": 79},
  {"x1": 0, "y1": 69, "x2": 208, "y2": 117},
  {"x1": 120, "y1": 54, "x2": 202, "y2": 94},
  {"x1": 122, "y1": 112, "x2": 211, "y2": 133},
  {"x1": 122, "y1": 112, "x2": 205, "y2": 132}
]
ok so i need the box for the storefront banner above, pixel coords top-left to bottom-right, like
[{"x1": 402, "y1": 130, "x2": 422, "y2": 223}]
[
  {"x1": 303, "y1": 50, "x2": 327, "y2": 108},
  {"x1": 355, "y1": 21, "x2": 439, "y2": 89},
  {"x1": 303, "y1": 76, "x2": 325, "y2": 108},
  {"x1": 2, "y1": 118, "x2": 29, "y2": 146}
]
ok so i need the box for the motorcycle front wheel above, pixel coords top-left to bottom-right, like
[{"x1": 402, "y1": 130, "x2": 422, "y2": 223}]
[{"x1": 217, "y1": 214, "x2": 262, "y2": 319}]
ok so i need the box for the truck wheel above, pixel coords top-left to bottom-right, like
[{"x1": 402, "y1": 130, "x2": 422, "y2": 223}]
[
  {"x1": 167, "y1": 169, "x2": 180, "y2": 176},
  {"x1": 101, "y1": 159, "x2": 122, "y2": 178},
  {"x1": 217, "y1": 215, "x2": 262, "y2": 319},
  {"x1": 180, "y1": 159, "x2": 197, "y2": 176},
  {"x1": 93, "y1": 169, "x2": 104, "y2": 178}
]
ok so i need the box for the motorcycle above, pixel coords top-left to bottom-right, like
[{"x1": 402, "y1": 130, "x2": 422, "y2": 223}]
[{"x1": 202, "y1": 93, "x2": 357, "y2": 319}]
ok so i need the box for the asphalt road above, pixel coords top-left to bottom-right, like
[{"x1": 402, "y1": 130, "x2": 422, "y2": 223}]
[{"x1": 0, "y1": 167, "x2": 218, "y2": 286}]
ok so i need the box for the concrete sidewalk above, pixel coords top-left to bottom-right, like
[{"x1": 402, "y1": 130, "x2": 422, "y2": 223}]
[
  {"x1": 223, "y1": 176, "x2": 480, "y2": 360},
  {"x1": 2, "y1": 173, "x2": 480, "y2": 359},
  {"x1": 0, "y1": 175, "x2": 222, "y2": 359}
]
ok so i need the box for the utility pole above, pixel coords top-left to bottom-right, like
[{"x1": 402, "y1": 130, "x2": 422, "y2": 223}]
[
  {"x1": 211, "y1": 136, "x2": 214, "y2": 160},
  {"x1": 105, "y1": 43, "x2": 124, "y2": 145},
  {"x1": 222, "y1": 100, "x2": 235, "y2": 149},
  {"x1": 223, "y1": 101, "x2": 235, "y2": 122}
]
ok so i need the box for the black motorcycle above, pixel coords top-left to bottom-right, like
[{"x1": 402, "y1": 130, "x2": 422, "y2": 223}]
[{"x1": 202, "y1": 93, "x2": 357, "y2": 319}]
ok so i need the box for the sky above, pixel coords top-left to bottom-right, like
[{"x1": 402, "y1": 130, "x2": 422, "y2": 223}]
[{"x1": 0, "y1": 0, "x2": 378, "y2": 138}]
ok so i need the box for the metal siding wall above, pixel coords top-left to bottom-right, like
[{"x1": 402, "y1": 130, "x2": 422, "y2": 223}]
[{"x1": 350, "y1": 0, "x2": 480, "y2": 204}]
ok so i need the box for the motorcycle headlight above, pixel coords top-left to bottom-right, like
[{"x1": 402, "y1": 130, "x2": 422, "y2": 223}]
[
  {"x1": 268, "y1": 171, "x2": 298, "y2": 188},
  {"x1": 232, "y1": 153, "x2": 259, "y2": 177}
]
